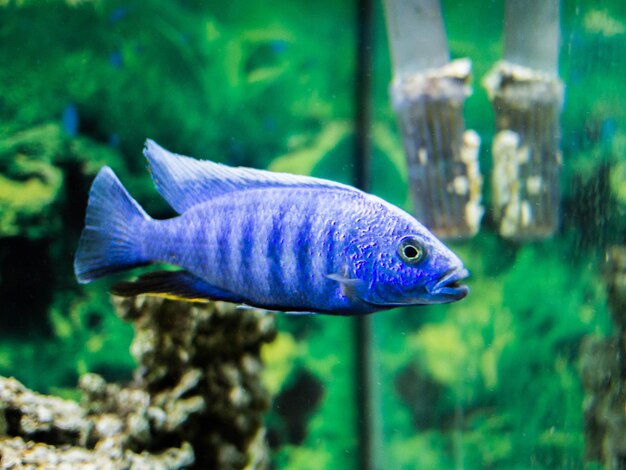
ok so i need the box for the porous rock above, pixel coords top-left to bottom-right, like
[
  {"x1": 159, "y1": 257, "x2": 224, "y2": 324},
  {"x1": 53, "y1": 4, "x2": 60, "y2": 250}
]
[{"x1": 0, "y1": 298, "x2": 276, "y2": 469}]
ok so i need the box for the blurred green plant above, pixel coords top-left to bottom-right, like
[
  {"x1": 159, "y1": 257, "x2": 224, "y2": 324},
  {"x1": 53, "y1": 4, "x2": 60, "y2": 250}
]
[
  {"x1": 263, "y1": 315, "x2": 358, "y2": 470},
  {"x1": 376, "y1": 233, "x2": 612, "y2": 468},
  {"x1": 0, "y1": 286, "x2": 134, "y2": 393},
  {"x1": 0, "y1": 0, "x2": 356, "y2": 169}
]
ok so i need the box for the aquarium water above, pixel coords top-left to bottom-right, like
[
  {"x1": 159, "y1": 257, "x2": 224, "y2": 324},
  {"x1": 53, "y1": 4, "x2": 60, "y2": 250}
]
[{"x1": 0, "y1": 1, "x2": 624, "y2": 469}]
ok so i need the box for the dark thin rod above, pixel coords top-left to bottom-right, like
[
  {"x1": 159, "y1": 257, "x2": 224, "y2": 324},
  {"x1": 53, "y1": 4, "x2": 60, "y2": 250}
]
[
  {"x1": 355, "y1": 0, "x2": 373, "y2": 191},
  {"x1": 354, "y1": 0, "x2": 374, "y2": 468}
]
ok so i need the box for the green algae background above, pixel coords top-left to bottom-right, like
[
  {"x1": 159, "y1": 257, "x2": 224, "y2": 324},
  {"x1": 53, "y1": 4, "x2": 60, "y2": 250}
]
[{"x1": 0, "y1": 0, "x2": 625, "y2": 468}]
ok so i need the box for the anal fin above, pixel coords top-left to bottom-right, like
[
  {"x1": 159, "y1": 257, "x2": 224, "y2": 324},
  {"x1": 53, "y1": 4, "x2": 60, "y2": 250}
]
[{"x1": 111, "y1": 270, "x2": 243, "y2": 304}]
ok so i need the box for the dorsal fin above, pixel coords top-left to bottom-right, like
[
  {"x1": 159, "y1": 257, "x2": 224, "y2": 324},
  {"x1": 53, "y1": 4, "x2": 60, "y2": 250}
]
[{"x1": 144, "y1": 139, "x2": 360, "y2": 214}]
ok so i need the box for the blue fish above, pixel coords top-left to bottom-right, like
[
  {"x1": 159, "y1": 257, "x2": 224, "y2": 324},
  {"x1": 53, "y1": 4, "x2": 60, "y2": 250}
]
[{"x1": 74, "y1": 140, "x2": 469, "y2": 315}]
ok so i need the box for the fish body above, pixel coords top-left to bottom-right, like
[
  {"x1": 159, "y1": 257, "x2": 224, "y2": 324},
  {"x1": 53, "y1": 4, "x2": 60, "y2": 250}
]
[{"x1": 74, "y1": 140, "x2": 469, "y2": 315}]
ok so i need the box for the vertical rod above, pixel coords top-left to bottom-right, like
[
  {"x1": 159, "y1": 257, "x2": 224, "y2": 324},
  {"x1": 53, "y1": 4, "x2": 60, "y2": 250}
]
[
  {"x1": 354, "y1": 0, "x2": 374, "y2": 468},
  {"x1": 504, "y1": 0, "x2": 560, "y2": 74},
  {"x1": 383, "y1": 0, "x2": 449, "y2": 75},
  {"x1": 355, "y1": 0, "x2": 373, "y2": 192}
]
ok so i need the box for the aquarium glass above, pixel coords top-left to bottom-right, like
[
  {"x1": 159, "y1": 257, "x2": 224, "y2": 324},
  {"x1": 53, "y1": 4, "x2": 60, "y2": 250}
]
[{"x1": 0, "y1": 0, "x2": 625, "y2": 469}]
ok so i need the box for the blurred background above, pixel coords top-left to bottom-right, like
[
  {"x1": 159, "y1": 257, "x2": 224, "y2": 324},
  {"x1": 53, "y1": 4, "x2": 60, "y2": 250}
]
[{"x1": 1, "y1": 0, "x2": 625, "y2": 468}]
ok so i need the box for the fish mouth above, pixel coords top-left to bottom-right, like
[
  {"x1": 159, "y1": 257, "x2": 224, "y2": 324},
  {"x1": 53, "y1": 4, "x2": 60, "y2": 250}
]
[
  {"x1": 427, "y1": 267, "x2": 470, "y2": 301},
  {"x1": 360, "y1": 267, "x2": 470, "y2": 308}
]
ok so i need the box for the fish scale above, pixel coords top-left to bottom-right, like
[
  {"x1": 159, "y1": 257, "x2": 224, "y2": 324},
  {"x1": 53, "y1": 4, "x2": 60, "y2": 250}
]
[
  {"x1": 219, "y1": 210, "x2": 233, "y2": 284},
  {"x1": 249, "y1": 203, "x2": 273, "y2": 298},
  {"x1": 227, "y1": 206, "x2": 244, "y2": 291},
  {"x1": 295, "y1": 210, "x2": 312, "y2": 297},
  {"x1": 279, "y1": 197, "x2": 305, "y2": 299},
  {"x1": 240, "y1": 198, "x2": 269, "y2": 298},
  {"x1": 267, "y1": 201, "x2": 285, "y2": 301},
  {"x1": 148, "y1": 189, "x2": 343, "y2": 308},
  {"x1": 322, "y1": 222, "x2": 337, "y2": 297},
  {"x1": 74, "y1": 140, "x2": 469, "y2": 315}
]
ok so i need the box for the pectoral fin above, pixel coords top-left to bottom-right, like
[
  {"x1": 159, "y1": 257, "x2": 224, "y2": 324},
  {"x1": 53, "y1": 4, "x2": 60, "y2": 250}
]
[
  {"x1": 326, "y1": 272, "x2": 367, "y2": 301},
  {"x1": 111, "y1": 270, "x2": 244, "y2": 303}
]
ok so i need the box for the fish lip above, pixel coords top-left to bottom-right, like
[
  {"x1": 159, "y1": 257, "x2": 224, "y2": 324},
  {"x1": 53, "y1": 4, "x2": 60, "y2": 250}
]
[
  {"x1": 428, "y1": 267, "x2": 470, "y2": 300},
  {"x1": 360, "y1": 267, "x2": 470, "y2": 308}
]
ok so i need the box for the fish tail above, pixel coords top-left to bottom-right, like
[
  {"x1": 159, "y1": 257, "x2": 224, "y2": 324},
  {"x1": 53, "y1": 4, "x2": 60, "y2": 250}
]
[{"x1": 74, "y1": 166, "x2": 151, "y2": 283}]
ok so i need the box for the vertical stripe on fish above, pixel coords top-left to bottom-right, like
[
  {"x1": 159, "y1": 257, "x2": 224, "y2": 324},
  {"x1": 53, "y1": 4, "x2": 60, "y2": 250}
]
[
  {"x1": 295, "y1": 207, "x2": 314, "y2": 301},
  {"x1": 321, "y1": 218, "x2": 338, "y2": 302},
  {"x1": 238, "y1": 206, "x2": 256, "y2": 290},
  {"x1": 216, "y1": 207, "x2": 233, "y2": 287},
  {"x1": 310, "y1": 208, "x2": 334, "y2": 300},
  {"x1": 227, "y1": 209, "x2": 244, "y2": 291},
  {"x1": 267, "y1": 203, "x2": 285, "y2": 301},
  {"x1": 279, "y1": 199, "x2": 300, "y2": 298},
  {"x1": 247, "y1": 204, "x2": 271, "y2": 300}
]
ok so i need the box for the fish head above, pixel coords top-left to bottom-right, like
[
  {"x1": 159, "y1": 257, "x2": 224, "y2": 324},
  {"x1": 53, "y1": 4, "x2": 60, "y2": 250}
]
[{"x1": 357, "y1": 218, "x2": 469, "y2": 308}]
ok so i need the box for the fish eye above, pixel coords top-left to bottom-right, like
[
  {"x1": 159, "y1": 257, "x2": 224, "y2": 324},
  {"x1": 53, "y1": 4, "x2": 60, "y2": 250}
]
[{"x1": 398, "y1": 237, "x2": 425, "y2": 265}]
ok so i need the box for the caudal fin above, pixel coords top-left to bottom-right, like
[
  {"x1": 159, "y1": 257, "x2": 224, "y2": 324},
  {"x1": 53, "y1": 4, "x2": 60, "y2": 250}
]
[{"x1": 74, "y1": 167, "x2": 151, "y2": 283}]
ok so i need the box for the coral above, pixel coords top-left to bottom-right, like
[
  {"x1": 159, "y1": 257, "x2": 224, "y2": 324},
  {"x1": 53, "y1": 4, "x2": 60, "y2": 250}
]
[
  {"x1": 0, "y1": 375, "x2": 195, "y2": 470},
  {"x1": 117, "y1": 297, "x2": 276, "y2": 469},
  {"x1": 390, "y1": 59, "x2": 483, "y2": 239},
  {"x1": 0, "y1": 377, "x2": 86, "y2": 444},
  {"x1": 0, "y1": 437, "x2": 194, "y2": 470},
  {"x1": 483, "y1": 61, "x2": 564, "y2": 240},
  {"x1": 0, "y1": 298, "x2": 276, "y2": 470}
]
